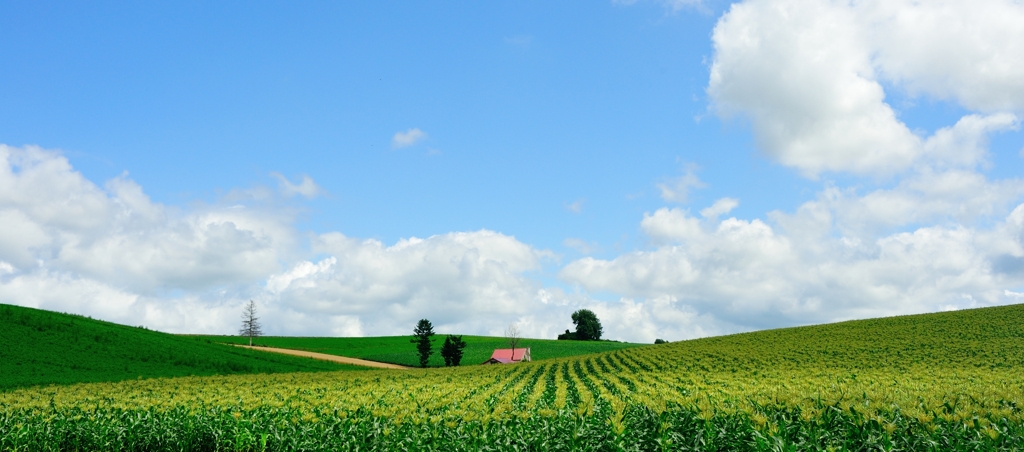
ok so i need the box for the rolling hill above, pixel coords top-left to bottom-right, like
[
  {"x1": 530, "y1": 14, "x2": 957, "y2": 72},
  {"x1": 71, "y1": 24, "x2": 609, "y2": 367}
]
[
  {"x1": 0, "y1": 303, "x2": 361, "y2": 391},
  {"x1": 4, "y1": 303, "x2": 1024, "y2": 450}
]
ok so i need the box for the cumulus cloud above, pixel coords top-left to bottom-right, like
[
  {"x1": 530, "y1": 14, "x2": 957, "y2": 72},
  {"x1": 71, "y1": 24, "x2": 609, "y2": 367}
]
[
  {"x1": 0, "y1": 145, "x2": 299, "y2": 327},
  {"x1": 562, "y1": 199, "x2": 1024, "y2": 333},
  {"x1": 260, "y1": 230, "x2": 577, "y2": 337},
  {"x1": 391, "y1": 128, "x2": 427, "y2": 148},
  {"x1": 0, "y1": 145, "x2": 620, "y2": 339},
  {"x1": 861, "y1": 0, "x2": 1024, "y2": 113},
  {"x1": 810, "y1": 170, "x2": 1024, "y2": 241},
  {"x1": 0, "y1": 268, "x2": 243, "y2": 334},
  {"x1": 0, "y1": 146, "x2": 295, "y2": 293},
  {"x1": 563, "y1": 110, "x2": 1024, "y2": 337},
  {"x1": 708, "y1": 0, "x2": 1024, "y2": 177},
  {"x1": 552, "y1": 0, "x2": 1024, "y2": 340},
  {"x1": 709, "y1": 0, "x2": 918, "y2": 177},
  {"x1": 580, "y1": 0, "x2": 1024, "y2": 337},
  {"x1": 4, "y1": 0, "x2": 1023, "y2": 344}
]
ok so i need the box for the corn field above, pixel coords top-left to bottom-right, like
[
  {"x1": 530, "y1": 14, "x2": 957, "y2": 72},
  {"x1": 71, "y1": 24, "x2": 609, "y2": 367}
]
[
  {"x1": 2, "y1": 355, "x2": 1022, "y2": 450},
  {"x1": 3, "y1": 305, "x2": 1024, "y2": 450}
]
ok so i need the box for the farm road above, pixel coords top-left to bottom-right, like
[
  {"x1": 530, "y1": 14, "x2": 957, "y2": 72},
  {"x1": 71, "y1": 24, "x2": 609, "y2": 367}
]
[{"x1": 231, "y1": 345, "x2": 411, "y2": 370}]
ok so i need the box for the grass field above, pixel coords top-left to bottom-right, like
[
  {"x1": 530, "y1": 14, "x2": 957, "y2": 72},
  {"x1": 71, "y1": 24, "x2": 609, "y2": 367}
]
[
  {"x1": 3, "y1": 303, "x2": 1023, "y2": 450},
  {"x1": 199, "y1": 334, "x2": 645, "y2": 367},
  {"x1": 0, "y1": 304, "x2": 363, "y2": 391}
]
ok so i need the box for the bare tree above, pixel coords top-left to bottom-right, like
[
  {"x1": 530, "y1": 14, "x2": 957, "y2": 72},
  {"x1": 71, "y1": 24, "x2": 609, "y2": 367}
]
[
  {"x1": 239, "y1": 300, "x2": 263, "y2": 346},
  {"x1": 505, "y1": 323, "x2": 522, "y2": 360}
]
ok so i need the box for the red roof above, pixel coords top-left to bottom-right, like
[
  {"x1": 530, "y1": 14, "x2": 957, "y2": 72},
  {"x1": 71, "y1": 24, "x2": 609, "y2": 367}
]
[{"x1": 490, "y1": 348, "x2": 528, "y2": 362}]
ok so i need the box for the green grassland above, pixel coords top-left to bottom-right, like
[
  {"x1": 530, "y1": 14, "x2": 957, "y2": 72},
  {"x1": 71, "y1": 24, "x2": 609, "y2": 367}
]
[
  {"x1": 0, "y1": 304, "x2": 363, "y2": 391},
  {"x1": 3, "y1": 303, "x2": 1024, "y2": 450},
  {"x1": 200, "y1": 334, "x2": 644, "y2": 367}
]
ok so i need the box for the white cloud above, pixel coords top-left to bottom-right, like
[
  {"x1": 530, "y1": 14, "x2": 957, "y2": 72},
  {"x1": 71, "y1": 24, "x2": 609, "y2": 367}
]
[
  {"x1": 0, "y1": 145, "x2": 296, "y2": 295},
  {"x1": 263, "y1": 230, "x2": 557, "y2": 336},
  {"x1": 657, "y1": 163, "x2": 705, "y2": 203},
  {"x1": 619, "y1": 0, "x2": 1024, "y2": 336},
  {"x1": 589, "y1": 296, "x2": 737, "y2": 343},
  {"x1": 641, "y1": 208, "x2": 703, "y2": 244},
  {"x1": 0, "y1": 144, "x2": 648, "y2": 341},
  {"x1": 0, "y1": 268, "x2": 142, "y2": 324},
  {"x1": 708, "y1": 0, "x2": 1024, "y2": 177},
  {"x1": 709, "y1": 0, "x2": 919, "y2": 177},
  {"x1": 861, "y1": 0, "x2": 1024, "y2": 113},
  {"x1": 391, "y1": 128, "x2": 428, "y2": 148},
  {"x1": 272, "y1": 173, "x2": 323, "y2": 198},
  {"x1": 921, "y1": 113, "x2": 1019, "y2": 170},
  {"x1": 3, "y1": 139, "x2": 1023, "y2": 343},
  {"x1": 3, "y1": 0, "x2": 1024, "y2": 345},
  {"x1": 562, "y1": 187, "x2": 1024, "y2": 334},
  {"x1": 811, "y1": 170, "x2": 1024, "y2": 240},
  {"x1": 700, "y1": 197, "x2": 739, "y2": 219},
  {"x1": 604, "y1": 1, "x2": 1023, "y2": 338}
]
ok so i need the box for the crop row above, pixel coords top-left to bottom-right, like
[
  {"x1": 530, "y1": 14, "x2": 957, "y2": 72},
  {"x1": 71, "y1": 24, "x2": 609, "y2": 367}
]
[
  {"x1": 2, "y1": 391, "x2": 1020, "y2": 451},
  {"x1": 3, "y1": 351, "x2": 1024, "y2": 450},
  {"x1": 4, "y1": 304, "x2": 1024, "y2": 450}
]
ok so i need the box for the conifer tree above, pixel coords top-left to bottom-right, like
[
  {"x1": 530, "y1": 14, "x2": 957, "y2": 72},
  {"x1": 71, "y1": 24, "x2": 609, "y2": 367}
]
[{"x1": 411, "y1": 319, "x2": 435, "y2": 367}]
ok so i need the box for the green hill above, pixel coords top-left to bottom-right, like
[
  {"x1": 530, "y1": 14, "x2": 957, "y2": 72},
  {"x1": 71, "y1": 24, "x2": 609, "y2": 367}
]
[
  {"x1": 200, "y1": 334, "x2": 644, "y2": 367},
  {"x1": 652, "y1": 302, "x2": 1024, "y2": 374},
  {"x1": 0, "y1": 303, "x2": 361, "y2": 391},
  {"x1": 4, "y1": 304, "x2": 1024, "y2": 450}
]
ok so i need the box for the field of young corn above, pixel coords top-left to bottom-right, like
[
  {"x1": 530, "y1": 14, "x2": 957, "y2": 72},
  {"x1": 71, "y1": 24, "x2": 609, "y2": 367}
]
[{"x1": 3, "y1": 304, "x2": 1023, "y2": 450}]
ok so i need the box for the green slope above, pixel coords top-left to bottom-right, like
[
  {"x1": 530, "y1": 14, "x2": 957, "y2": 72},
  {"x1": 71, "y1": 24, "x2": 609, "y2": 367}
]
[
  {"x1": 650, "y1": 302, "x2": 1024, "y2": 373},
  {"x1": 0, "y1": 304, "x2": 363, "y2": 391},
  {"x1": 5, "y1": 304, "x2": 1024, "y2": 450},
  {"x1": 200, "y1": 334, "x2": 644, "y2": 367}
]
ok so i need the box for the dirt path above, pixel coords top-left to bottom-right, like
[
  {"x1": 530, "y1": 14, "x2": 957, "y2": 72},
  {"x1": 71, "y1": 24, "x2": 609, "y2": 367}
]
[{"x1": 232, "y1": 344, "x2": 411, "y2": 370}]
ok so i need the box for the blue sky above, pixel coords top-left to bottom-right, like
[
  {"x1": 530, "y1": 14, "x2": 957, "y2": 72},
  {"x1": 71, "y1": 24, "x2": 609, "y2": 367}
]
[
  {"x1": 1, "y1": 1, "x2": 790, "y2": 250},
  {"x1": 2, "y1": 0, "x2": 1023, "y2": 341}
]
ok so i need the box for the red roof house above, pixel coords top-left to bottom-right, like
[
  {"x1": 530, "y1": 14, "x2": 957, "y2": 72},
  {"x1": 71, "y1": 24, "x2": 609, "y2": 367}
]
[{"x1": 482, "y1": 348, "x2": 531, "y2": 364}]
